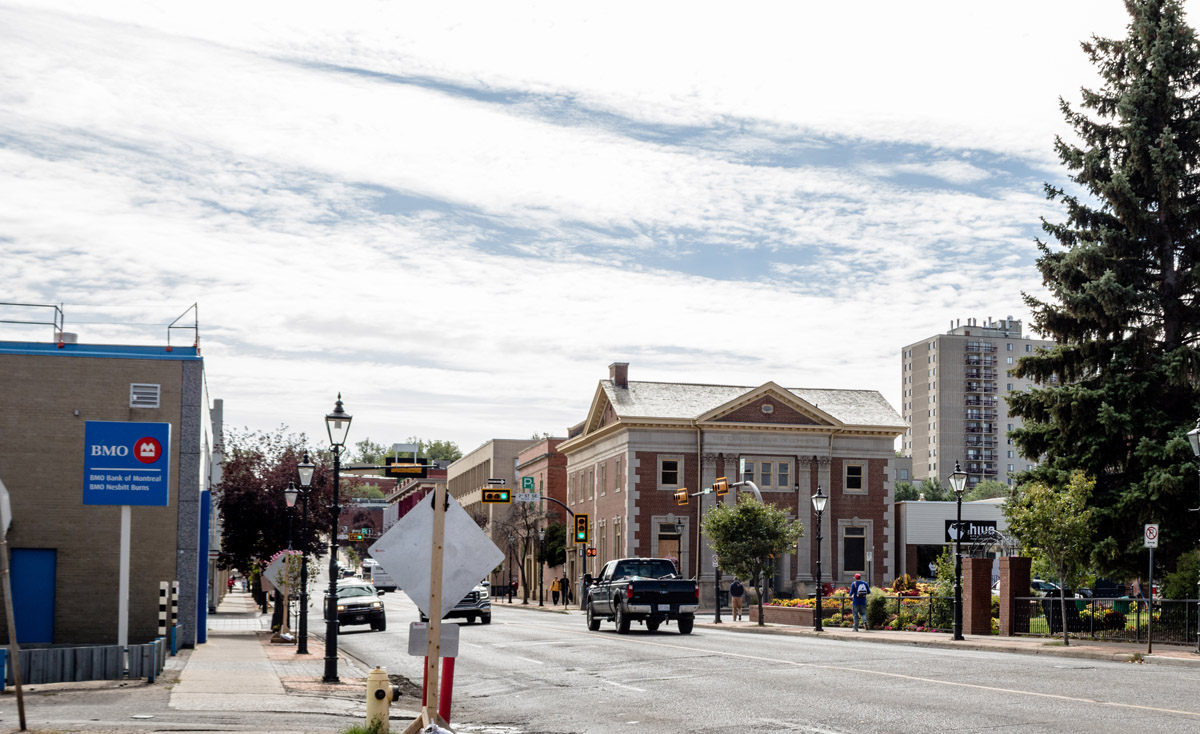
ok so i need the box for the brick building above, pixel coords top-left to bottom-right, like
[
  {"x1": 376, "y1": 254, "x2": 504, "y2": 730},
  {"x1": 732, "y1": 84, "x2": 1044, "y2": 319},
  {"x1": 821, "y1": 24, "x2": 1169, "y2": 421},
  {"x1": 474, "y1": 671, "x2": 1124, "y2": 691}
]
[
  {"x1": 558, "y1": 363, "x2": 905, "y2": 605},
  {"x1": 0, "y1": 338, "x2": 222, "y2": 646}
]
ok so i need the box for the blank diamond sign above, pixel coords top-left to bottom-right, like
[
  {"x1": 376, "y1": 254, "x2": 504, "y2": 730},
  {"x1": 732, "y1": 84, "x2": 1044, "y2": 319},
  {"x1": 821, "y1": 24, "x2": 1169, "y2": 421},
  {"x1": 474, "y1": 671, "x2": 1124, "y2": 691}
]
[{"x1": 369, "y1": 493, "x2": 503, "y2": 620}]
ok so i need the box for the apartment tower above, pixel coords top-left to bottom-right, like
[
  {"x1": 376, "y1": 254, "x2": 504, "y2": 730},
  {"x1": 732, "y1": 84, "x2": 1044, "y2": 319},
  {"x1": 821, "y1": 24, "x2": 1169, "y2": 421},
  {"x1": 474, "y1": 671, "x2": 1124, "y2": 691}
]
[{"x1": 901, "y1": 317, "x2": 1054, "y2": 487}]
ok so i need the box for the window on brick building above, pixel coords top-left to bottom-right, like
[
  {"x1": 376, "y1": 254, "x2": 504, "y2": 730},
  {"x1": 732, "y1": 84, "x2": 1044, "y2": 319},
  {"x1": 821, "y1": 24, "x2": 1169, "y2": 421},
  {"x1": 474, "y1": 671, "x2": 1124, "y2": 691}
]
[
  {"x1": 844, "y1": 463, "x2": 866, "y2": 494},
  {"x1": 659, "y1": 457, "x2": 682, "y2": 489}
]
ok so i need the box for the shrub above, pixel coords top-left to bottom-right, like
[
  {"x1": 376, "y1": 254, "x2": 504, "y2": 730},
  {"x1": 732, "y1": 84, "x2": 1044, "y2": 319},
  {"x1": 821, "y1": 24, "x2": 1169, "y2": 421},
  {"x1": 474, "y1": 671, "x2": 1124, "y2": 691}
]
[{"x1": 866, "y1": 590, "x2": 888, "y2": 629}]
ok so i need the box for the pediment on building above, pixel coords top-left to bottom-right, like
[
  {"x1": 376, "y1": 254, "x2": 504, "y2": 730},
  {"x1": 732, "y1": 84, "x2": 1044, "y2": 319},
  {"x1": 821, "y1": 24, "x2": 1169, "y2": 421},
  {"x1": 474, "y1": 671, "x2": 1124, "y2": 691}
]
[
  {"x1": 698, "y1": 382, "x2": 841, "y2": 427},
  {"x1": 581, "y1": 384, "x2": 617, "y2": 436}
]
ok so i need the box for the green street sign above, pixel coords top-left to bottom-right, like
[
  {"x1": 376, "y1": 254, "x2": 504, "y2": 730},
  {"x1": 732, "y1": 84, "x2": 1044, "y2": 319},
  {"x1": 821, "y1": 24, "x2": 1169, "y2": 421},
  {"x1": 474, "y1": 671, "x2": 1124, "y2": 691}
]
[{"x1": 521, "y1": 476, "x2": 535, "y2": 491}]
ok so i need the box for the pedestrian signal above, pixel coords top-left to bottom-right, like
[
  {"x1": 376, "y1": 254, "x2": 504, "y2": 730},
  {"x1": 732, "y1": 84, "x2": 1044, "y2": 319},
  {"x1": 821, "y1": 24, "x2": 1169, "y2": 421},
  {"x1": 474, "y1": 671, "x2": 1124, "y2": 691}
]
[
  {"x1": 713, "y1": 477, "x2": 729, "y2": 497},
  {"x1": 586, "y1": 547, "x2": 597, "y2": 557},
  {"x1": 482, "y1": 488, "x2": 511, "y2": 504},
  {"x1": 574, "y1": 514, "x2": 590, "y2": 543},
  {"x1": 674, "y1": 488, "x2": 689, "y2": 506}
]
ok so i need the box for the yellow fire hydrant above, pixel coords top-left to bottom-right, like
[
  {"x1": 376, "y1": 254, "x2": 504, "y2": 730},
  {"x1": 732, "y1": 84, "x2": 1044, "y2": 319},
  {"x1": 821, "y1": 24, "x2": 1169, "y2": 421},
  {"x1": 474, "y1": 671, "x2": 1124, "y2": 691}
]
[{"x1": 366, "y1": 667, "x2": 402, "y2": 733}]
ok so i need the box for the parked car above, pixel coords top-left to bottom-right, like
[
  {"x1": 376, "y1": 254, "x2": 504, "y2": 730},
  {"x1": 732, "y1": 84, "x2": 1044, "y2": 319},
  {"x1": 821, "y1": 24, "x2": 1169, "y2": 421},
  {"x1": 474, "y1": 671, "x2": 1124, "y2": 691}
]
[
  {"x1": 420, "y1": 581, "x2": 492, "y2": 624},
  {"x1": 1029, "y1": 579, "x2": 1062, "y2": 596},
  {"x1": 331, "y1": 580, "x2": 386, "y2": 631}
]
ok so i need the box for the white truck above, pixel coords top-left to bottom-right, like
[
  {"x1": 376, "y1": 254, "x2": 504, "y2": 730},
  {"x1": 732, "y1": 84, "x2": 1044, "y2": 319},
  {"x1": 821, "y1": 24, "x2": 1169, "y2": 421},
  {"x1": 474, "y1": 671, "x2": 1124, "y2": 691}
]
[{"x1": 365, "y1": 559, "x2": 398, "y2": 592}]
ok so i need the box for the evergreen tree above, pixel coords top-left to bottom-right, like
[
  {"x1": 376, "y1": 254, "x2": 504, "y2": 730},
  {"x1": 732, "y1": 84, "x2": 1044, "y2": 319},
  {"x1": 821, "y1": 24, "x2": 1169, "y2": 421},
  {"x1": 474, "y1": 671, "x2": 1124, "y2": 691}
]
[{"x1": 1012, "y1": 0, "x2": 1200, "y2": 577}]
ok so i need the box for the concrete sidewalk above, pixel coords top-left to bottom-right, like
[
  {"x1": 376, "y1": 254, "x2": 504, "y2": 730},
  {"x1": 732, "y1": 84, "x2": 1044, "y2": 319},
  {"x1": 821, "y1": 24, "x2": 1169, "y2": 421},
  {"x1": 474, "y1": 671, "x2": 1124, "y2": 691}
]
[{"x1": 173, "y1": 587, "x2": 375, "y2": 715}]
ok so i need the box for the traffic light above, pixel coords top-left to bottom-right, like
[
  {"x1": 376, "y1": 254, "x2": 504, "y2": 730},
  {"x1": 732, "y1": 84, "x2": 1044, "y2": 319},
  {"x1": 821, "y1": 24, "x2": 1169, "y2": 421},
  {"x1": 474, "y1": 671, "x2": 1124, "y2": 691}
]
[
  {"x1": 674, "y1": 488, "x2": 689, "y2": 506},
  {"x1": 586, "y1": 547, "x2": 597, "y2": 557},
  {"x1": 713, "y1": 477, "x2": 729, "y2": 497},
  {"x1": 481, "y1": 488, "x2": 511, "y2": 504},
  {"x1": 574, "y1": 513, "x2": 590, "y2": 544}
]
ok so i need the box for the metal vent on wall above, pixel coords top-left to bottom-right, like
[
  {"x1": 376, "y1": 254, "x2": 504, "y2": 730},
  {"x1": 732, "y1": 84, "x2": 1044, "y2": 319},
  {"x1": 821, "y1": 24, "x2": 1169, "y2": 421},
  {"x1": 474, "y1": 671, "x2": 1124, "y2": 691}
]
[{"x1": 130, "y1": 383, "x2": 161, "y2": 409}]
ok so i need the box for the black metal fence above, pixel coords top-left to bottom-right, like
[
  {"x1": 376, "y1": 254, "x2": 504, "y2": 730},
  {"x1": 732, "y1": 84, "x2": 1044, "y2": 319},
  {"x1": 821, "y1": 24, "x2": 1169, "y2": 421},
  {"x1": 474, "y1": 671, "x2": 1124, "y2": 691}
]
[{"x1": 1012, "y1": 596, "x2": 1199, "y2": 646}]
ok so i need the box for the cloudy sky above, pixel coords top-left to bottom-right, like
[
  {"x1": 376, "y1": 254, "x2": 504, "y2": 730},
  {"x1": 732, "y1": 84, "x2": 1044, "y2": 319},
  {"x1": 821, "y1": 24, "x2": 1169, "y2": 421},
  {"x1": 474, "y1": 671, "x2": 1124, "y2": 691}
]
[{"x1": 0, "y1": 1, "x2": 1157, "y2": 453}]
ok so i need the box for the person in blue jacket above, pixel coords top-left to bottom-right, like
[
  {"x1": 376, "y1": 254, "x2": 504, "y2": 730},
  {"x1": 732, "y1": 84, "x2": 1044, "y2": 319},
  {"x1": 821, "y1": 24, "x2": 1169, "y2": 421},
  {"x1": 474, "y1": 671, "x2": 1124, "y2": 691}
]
[{"x1": 850, "y1": 573, "x2": 870, "y2": 631}]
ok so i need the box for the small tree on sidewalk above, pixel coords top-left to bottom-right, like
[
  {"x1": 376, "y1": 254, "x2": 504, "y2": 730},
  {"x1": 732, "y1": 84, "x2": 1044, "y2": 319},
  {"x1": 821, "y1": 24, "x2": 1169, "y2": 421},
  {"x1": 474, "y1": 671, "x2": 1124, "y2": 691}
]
[
  {"x1": 702, "y1": 497, "x2": 803, "y2": 626},
  {"x1": 1003, "y1": 471, "x2": 1095, "y2": 646}
]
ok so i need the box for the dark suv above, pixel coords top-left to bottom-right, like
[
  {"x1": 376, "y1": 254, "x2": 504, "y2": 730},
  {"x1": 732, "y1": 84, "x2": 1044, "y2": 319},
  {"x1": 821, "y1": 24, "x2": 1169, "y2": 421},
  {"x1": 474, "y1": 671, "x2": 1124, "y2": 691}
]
[
  {"x1": 421, "y1": 581, "x2": 492, "y2": 624},
  {"x1": 333, "y1": 581, "x2": 386, "y2": 631}
]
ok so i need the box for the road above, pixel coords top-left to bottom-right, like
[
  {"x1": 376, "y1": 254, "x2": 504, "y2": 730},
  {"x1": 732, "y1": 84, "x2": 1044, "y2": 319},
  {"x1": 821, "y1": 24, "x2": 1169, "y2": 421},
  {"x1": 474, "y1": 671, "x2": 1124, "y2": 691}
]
[{"x1": 337, "y1": 591, "x2": 1200, "y2": 734}]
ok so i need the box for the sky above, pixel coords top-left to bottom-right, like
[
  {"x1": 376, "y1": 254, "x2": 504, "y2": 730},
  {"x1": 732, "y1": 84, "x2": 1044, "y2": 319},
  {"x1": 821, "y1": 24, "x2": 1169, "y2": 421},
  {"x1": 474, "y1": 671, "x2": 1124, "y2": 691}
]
[{"x1": 0, "y1": 1, "x2": 1165, "y2": 454}]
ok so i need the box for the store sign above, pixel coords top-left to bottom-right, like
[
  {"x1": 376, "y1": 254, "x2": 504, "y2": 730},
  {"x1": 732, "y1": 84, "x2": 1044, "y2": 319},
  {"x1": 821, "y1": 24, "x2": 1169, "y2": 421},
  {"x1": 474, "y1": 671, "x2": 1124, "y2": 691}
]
[
  {"x1": 83, "y1": 421, "x2": 171, "y2": 506},
  {"x1": 945, "y1": 519, "x2": 997, "y2": 543}
]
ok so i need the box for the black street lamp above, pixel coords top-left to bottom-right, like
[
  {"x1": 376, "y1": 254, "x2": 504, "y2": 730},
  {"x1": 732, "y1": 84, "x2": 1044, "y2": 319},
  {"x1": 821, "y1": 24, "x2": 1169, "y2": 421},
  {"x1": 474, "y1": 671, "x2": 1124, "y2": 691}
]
[
  {"x1": 812, "y1": 485, "x2": 827, "y2": 632},
  {"x1": 538, "y1": 527, "x2": 546, "y2": 607},
  {"x1": 322, "y1": 395, "x2": 352, "y2": 683},
  {"x1": 295, "y1": 453, "x2": 315, "y2": 656},
  {"x1": 1186, "y1": 419, "x2": 1200, "y2": 654},
  {"x1": 948, "y1": 460, "x2": 968, "y2": 641},
  {"x1": 283, "y1": 481, "x2": 298, "y2": 635}
]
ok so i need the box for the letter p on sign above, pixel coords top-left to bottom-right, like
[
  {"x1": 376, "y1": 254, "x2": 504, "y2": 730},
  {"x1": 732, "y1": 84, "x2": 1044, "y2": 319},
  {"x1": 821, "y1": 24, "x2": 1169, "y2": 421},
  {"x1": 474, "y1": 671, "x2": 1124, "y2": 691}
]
[{"x1": 1145, "y1": 524, "x2": 1159, "y2": 548}]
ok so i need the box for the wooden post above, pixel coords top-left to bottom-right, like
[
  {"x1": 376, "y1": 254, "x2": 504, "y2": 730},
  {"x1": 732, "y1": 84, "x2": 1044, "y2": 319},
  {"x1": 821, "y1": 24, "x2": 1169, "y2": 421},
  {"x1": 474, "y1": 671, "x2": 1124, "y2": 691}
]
[
  {"x1": 0, "y1": 525, "x2": 26, "y2": 730},
  {"x1": 403, "y1": 482, "x2": 453, "y2": 733}
]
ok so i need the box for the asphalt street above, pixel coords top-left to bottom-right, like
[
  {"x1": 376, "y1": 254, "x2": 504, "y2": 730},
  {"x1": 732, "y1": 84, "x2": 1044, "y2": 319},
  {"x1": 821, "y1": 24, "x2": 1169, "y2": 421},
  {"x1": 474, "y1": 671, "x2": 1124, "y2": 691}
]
[{"x1": 335, "y1": 592, "x2": 1200, "y2": 734}]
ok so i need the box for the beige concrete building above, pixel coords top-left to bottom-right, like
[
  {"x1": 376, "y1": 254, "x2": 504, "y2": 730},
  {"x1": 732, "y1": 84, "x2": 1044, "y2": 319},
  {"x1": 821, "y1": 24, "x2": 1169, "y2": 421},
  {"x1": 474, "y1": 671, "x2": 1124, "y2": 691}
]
[
  {"x1": 901, "y1": 317, "x2": 1054, "y2": 487},
  {"x1": 0, "y1": 337, "x2": 222, "y2": 646}
]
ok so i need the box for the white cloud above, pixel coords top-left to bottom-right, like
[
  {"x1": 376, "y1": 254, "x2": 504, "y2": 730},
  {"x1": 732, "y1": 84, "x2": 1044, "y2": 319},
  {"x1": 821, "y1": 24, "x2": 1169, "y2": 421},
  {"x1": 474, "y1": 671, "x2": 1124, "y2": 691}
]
[{"x1": 0, "y1": 0, "x2": 1151, "y2": 450}]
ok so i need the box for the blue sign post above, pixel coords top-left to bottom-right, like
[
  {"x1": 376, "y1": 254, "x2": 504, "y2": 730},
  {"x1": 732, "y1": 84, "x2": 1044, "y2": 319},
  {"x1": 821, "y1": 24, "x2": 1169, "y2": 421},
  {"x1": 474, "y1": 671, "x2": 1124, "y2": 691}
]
[{"x1": 83, "y1": 421, "x2": 171, "y2": 507}]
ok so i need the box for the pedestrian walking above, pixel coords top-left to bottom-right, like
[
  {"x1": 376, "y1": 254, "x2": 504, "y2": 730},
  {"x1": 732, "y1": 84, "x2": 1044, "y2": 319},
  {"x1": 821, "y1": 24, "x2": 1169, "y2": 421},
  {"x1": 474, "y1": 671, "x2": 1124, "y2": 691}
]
[
  {"x1": 850, "y1": 573, "x2": 870, "y2": 631},
  {"x1": 508, "y1": 576, "x2": 517, "y2": 603},
  {"x1": 560, "y1": 572, "x2": 571, "y2": 607},
  {"x1": 550, "y1": 575, "x2": 561, "y2": 605},
  {"x1": 729, "y1": 579, "x2": 745, "y2": 621},
  {"x1": 227, "y1": 576, "x2": 235, "y2": 592}
]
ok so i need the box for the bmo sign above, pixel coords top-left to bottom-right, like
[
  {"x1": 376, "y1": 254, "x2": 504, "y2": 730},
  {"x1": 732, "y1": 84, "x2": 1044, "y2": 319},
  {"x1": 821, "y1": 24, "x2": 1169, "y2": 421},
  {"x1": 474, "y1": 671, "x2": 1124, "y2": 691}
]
[{"x1": 83, "y1": 421, "x2": 171, "y2": 506}]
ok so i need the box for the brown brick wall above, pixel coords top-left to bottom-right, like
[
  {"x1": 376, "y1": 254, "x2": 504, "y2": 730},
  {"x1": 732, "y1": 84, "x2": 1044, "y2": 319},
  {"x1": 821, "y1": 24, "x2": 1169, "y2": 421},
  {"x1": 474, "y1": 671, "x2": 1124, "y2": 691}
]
[
  {"x1": 963, "y1": 557, "x2": 993, "y2": 635},
  {"x1": 715, "y1": 398, "x2": 817, "y2": 425}
]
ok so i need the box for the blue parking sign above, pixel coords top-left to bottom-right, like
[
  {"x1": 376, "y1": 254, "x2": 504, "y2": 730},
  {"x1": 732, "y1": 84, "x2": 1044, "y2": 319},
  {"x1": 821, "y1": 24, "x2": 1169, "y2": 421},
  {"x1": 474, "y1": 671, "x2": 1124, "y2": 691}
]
[{"x1": 83, "y1": 421, "x2": 171, "y2": 506}]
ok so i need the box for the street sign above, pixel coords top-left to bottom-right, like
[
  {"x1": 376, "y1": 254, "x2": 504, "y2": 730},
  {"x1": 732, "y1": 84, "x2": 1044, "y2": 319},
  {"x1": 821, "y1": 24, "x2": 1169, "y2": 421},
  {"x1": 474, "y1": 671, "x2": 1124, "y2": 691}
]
[
  {"x1": 515, "y1": 492, "x2": 541, "y2": 503},
  {"x1": 368, "y1": 492, "x2": 503, "y2": 620},
  {"x1": 1145, "y1": 524, "x2": 1159, "y2": 548},
  {"x1": 386, "y1": 457, "x2": 429, "y2": 478},
  {"x1": 408, "y1": 621, "x2": 459, "y2": 658},
  {"x1": 83, "y1": 421, "x2": 172, "y2": 506},
  {"x1": 521, "y1": 476, "x2": 535, "y2": 491},
  {"x1": 486, "y1": 478, "x2": 506, "y2": 486}
]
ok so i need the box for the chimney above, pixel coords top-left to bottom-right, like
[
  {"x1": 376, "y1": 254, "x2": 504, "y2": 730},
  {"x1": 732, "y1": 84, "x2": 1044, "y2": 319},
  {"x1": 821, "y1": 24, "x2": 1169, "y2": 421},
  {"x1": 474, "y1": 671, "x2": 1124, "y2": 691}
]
[{"x1": 609, "y1": 362, "x2": 629, "y2": 389}]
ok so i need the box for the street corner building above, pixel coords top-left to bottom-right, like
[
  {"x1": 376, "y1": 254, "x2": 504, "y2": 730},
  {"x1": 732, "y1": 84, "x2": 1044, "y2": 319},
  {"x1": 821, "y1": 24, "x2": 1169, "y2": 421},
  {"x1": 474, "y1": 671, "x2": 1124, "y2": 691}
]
[
  {"x1": 558, "y1": 362, "x2": 907, "y2": 606},
  {"x1": 0, "y1": 333, "x2": 223, "y2": 648}
]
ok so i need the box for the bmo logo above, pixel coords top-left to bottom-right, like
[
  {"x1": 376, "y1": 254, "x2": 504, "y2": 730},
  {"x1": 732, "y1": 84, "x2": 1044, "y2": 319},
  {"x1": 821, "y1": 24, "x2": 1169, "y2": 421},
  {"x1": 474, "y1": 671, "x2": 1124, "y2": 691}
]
[
  {"x1": 135, "y1": 437, "x2": 162, "y2": 463},
  {"x1": 89, "y1": 437, "x2": 161, "y2": 462}
]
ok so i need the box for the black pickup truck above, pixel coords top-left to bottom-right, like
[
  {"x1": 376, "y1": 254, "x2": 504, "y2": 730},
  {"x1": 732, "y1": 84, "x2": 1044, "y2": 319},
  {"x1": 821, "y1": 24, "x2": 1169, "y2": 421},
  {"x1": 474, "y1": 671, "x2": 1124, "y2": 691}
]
[{"x1": 585, "y1": 558, "x2": 699, "y2": 634}]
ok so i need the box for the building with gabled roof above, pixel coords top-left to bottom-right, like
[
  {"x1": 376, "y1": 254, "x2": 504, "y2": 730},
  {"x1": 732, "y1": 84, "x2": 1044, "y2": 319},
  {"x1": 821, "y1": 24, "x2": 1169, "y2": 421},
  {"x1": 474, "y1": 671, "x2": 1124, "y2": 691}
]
[{"x1": 558, "y1": 362, "x2": 906, "y2": 606}]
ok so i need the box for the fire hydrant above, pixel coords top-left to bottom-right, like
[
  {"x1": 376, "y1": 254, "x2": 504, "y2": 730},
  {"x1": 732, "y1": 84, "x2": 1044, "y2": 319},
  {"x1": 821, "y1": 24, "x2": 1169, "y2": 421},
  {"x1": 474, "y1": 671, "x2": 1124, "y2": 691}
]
[{"x1": 366, "y1": 667, "x2": 402, "y2": 733}]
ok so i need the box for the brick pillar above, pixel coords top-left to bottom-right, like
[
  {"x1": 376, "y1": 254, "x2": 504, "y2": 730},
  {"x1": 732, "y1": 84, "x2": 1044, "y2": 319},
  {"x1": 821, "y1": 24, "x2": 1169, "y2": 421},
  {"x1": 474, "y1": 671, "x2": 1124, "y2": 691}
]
[
  {"x1": 998, "y1": 556, "x2": 1031, "y2": 636},
  {"x1": 962, "y1": 557, "x2": 993, "y2": 635}
]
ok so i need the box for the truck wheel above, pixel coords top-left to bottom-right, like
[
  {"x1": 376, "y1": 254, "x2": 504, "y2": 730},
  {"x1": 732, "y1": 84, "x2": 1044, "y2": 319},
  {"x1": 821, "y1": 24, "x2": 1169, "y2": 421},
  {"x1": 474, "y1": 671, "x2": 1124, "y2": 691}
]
[
  {"x1": 481, "y1": 613, "x2": 492, "y2": 624},
  {"x1": 586, "y1": 603, "x2": 601, "y2": 631},
  {"x1": 646, "y1": 618, "x2": 661, "y2": 632},
  {"x1": 678, "y1": 614, "x2": 695, "y2": 634},
  {"x1": 467, "y1": 615, "x2": 476, "y2": 624},
  {"x1": 615, "y1": 604, "x2": 631, "y2": 634},
  {"x1": 372, "y1": 617, "x2": 387, "y2": 632}
]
